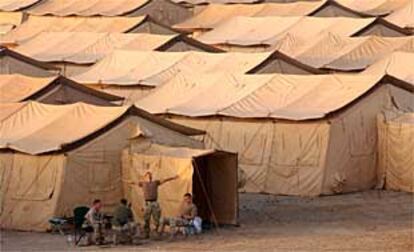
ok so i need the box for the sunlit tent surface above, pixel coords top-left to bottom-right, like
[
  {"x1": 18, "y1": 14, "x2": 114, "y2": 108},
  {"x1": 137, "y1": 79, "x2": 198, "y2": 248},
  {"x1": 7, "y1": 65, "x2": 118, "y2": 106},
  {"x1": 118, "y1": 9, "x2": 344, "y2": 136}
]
[
  {"x1": 378, "y1": 112, "x2": 414, "y2": 193},
  {"x1": 196, "y1": 16, "x2": 411, "y2": 52},
  {"x1": 0, "y1": 101, "x2": 239, "y2": 231},
  {"x1": 135, "y1": 72, "x2": 414, "y2": 196},
  {"x1": 0, "y1": 15, "x2": 176, "y2": 45},
  {"x1": 385, "y1": 0, "x2": 414, "y2": 30},
  {"x1": 0, "y1": 74, "x2": 123, "y2": 105},
  {"x1": 0, "y1": 12, "x2": 24, "y2": 35},
  {"x1": 0, "y1": 47, "x2": 59, "y2": 77},
  {"x1": 0, "y1": 0, "x2": 41, "y2": 11},
  {"x1": 14, "y1": 32, "x2": 221, "y2": 76},
  {"x1": 174, "y1": 1, "x2": 327, "y2": 32},
  {"x1": 27, "y1": 0, "x2": 192, "y2": 25}
]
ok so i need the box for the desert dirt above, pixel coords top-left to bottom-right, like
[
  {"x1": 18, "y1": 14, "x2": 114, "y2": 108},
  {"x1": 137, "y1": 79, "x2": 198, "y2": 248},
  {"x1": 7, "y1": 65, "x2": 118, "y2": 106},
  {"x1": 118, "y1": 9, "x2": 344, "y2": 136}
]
[{"x1": 1, "y1": 190, "x2": 413, "y2": 252}]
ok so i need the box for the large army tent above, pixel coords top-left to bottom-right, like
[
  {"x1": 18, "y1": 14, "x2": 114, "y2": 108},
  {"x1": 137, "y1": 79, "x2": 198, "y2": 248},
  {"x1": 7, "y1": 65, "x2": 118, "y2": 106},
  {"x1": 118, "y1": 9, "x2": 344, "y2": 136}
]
[
  {"x1": 377, "y1": 112, "x2": 414, "y2": 193},
  {"x1": 0, "y1": 47, "x2": 59, "y2": 76},
  {"x1": 385, "y1": 0, "x2": 414, "y2": 31},
  {"x1": 0, "y1": 0, "x2": 40, "y2": 11},
  {"x1": 15, "y1": 32, "x2": 220, "y2": 76},
  {"x1": 72, "y1": 50, "x2": 323, "y2": 104},
  {"x1": 0, "y1": 74, "x2": 123, "y2": 105},
  {"x1": 27, "y1": 0, "x2": 192, "y2": 25},
  {"x1": 0, "y1": 15, "x2": 176, "y2": 45},
  {"x1": 311, "y1": 0, "x2": 410, "y2": 18},
  {"x1": 174, "y1": 1, "x2": 327, "y2": 32},
  {"x1": 135, "y1": 72, "x2": 414, "y2": 196},
  {"x1": 290, "y1": 34, "x2": 414, "y2": 71},
  {"x1": 0, "y1": 101, "x2": 239, "y2": 231},
  {"x1": 196, "y1": 16, "x2": 410, "y2": 52},
  {"x1": 122, "y1": 143, "x2": 238, "y2": 225}
]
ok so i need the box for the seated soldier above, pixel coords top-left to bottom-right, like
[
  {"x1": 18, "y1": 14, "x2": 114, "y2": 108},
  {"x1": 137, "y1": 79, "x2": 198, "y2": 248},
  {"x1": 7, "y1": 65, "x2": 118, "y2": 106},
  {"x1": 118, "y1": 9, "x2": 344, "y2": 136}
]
[
  {"x1": 84, "y1": 199, "x2": 105, "y2": 245},
  {"x1": 159, "y1": 193, "x2": 198, "y2": 237},
  {"x1": 112, "y1": 198, "x2": 138, "y2": 244}
]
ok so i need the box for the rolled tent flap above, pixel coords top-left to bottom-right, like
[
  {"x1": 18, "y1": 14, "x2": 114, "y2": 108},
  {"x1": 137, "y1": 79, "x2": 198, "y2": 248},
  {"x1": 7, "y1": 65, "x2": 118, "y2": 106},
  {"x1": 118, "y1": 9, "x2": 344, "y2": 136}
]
[{"x1": 122, "y1": 143, "x2": 238, "y2": 225}]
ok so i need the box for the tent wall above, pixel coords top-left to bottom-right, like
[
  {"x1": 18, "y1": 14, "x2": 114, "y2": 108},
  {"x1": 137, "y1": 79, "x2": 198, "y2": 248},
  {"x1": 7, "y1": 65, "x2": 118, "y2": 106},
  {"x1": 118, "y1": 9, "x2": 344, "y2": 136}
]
[
  {"x1": 127, "y1": 0, "x2": 192, "y2": 25},
  {"x1": 0, "y1": 152, "x2": 13, "y2": 217},
  {"x1": 161, "y1": 40, "x2": 209, "y2": 52},
  {"x1": 322, "y1": 84, "x2": 414, "y2": 194},
  {"x1": 129, "y1": 20, "x2": 176, "y2": 35},
  {"x1": 170, "y1": 118, "x2": 330, "y2": 196},
  {"x1": 91, "y1": 86, "x2": 154, "y2": 105},
  {"x1": 0, "y1": 154, "x2": 66, "y2": 231},
  {"x1": 35, "y1": 83, "x2": 117, "y2": 106},
  {"x1": 0, "y1": 55, "x2": 56, "y2": 77},
  {"x1": 356, "y1": 23, "x2": 408, "y2": 37},
  {"x1": 52, "y1": 62, "x2": 90, "y2": 77},
  {"x1": 311, "y1": 4, "x2": 361, "y2": 18},
  {"x1": 252, "y1": 58, "x2": 314, "y2": 75},
  {"x1": 378, "y1": 114, "x2": 414, "y2": 193}
]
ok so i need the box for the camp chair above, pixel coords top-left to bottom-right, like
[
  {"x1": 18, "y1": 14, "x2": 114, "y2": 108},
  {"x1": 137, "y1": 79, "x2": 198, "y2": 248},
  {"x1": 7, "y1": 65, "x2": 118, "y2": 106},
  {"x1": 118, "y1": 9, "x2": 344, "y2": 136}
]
[
  {"x1": 73, "y1": 206, "x2": 92, "y2": 245},
  {"x1": 48, "y1": 217, "x2": 71, "y2": 235}
]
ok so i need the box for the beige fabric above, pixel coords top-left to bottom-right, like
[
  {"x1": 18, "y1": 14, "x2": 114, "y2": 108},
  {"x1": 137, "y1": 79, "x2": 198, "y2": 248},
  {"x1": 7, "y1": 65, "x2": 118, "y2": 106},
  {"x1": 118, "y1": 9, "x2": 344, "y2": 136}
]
[
  {"x1": 385, "y1": 0, "x2": 414, "y2": 29},
  {"x1": 73, "y1": 50, "x2": 272, "y2": 86},
  {"x1": 293, "y1": 34, "x2": 414, "y2": 70},
  {"x1": 0, "y1": 15, "x2": 147, "y2": 45},
  {"x1": 0, "y1": 11, "x2": 23, "y2": 28},
  {"x1": 197, "y1": 16, "x2": 375, "y2": 47},
  {"x1": 174, "y1": 1, "x2": 326, "y2": 31},
  {"x1": 0, "y1": 52, "x2": 57, "y2": 77},
  {"x1": 137, "y1": 72, "x2": 384, "y2": 120},
  {"x1": 0, "y1": 102, "x2": 26, "y2": 122},
  {"x1": 364, "y1": 51, "x2": 414, "y2": 85},
  {"x1": 378, "y1": 112, "x2": 414, "y2": 192},
  {"x1": 0, "y1": 0, "x2": 40, "y2": 11},
  {"x1": 28, "y1": 0, "x2": 149, "y2": 16},
  {"x1": 336, "y1": 0, "x2": 410, "y2": 16},
  {"x1": 0, "y1": 74, "x2": 56, "y2": 102},
  {"x1": 172, "y1": 0, "x2": 258, "y2": 4},
  {"x1": 0, "y1": 101, "x2": 129, "y2": 154},
  {"x1": 16, "y1": 32, "x2": 176, "y2": 64}
]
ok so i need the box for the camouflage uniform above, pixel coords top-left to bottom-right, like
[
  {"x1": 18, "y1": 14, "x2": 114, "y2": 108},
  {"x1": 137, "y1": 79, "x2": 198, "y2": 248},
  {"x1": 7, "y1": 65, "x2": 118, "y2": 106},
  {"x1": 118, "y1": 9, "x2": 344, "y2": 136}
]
[{"x1": 143, "y1": 201, "x2": 161, "y2": 237}]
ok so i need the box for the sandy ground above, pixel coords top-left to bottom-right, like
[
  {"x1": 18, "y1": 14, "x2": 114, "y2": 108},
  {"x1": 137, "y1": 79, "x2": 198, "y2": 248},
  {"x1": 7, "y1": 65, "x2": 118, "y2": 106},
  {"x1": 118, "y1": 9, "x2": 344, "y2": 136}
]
[{"x1": 1, "y1": 190, "x2": 413, "y2": 252}]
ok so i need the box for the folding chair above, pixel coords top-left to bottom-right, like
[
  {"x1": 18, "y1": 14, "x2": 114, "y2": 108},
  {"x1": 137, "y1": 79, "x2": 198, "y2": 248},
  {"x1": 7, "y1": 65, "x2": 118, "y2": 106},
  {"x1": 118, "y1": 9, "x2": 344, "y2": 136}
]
[{"x1": 73, "y1": 206, "x2": 92, "y2": 246}]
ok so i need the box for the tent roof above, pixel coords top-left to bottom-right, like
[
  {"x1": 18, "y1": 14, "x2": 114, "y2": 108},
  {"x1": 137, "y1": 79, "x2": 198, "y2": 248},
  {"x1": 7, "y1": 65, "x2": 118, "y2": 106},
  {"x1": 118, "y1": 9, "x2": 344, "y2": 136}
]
[
  {"x1": 72, "y1": 50, "x2": 272, "y2": 86},
  {"x1": 0, "y1": 74, "x2": 56, "y2": 102},
  {"x1": 0, "y1": 101, "x2": 204, "y2": 154},
  {"x1": 135, "y1": 71, "x2": 413, "y2": 120},
  {"x1": 385, "y1": 0, "x2": 414, "y2": 29},
  {"x1": 27, "y1": 0, "x2": 150, "y2": 16},
  {"x1": 0, "y1": 47, "x2": 60, "y2": 71},
  {"x1": 335, "y1": 0, "x2": 410, "y2": 16},
  {"x1": 16, "y1": 32, "x2": 179, "y2": 64},
  {"x1": 171, "y1": 0, "x2": 259, "y2": 4},
  {"x1": 0, "y1": 11, "x2": 24, "y2": 33},
  {"x1": 0, "y1": 0, "x2": 40, "y2": 11},
  {"x1": 174, "y1": 1, "x2": 327, "y2": 31},
  {"x1": 0, "y1": 15, "x2": 148, "y2": 45},
  {"x1": 291, "y1": 34, "x2": 414, "y2": 70},
  {"x1": 0, "y1": 74, "x2": 124, "y2": 103},
  {"x1": 197, "y1": 16, "x2": 376, "y2": 47}
]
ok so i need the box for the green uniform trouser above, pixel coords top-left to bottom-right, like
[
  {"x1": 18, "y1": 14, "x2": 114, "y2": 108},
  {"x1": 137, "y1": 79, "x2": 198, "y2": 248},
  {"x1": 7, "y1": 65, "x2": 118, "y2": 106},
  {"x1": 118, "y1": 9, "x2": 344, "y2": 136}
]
[{"x1": 143, "y1": 201, "x2": 161, "y2": 236}]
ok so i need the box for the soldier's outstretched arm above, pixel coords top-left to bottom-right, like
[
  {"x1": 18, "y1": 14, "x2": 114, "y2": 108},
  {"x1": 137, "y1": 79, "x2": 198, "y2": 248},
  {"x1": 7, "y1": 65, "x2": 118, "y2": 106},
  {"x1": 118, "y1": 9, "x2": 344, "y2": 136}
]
[{"x1": 160, "y1": 175, "x2": 179, "y2": 185}]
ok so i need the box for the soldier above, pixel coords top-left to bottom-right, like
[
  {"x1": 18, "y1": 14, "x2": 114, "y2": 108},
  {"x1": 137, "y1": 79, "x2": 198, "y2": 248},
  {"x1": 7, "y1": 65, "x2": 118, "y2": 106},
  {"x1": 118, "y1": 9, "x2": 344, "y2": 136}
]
[{"x1": 135, "y1": 171, "x2": 179, "y2": 238}]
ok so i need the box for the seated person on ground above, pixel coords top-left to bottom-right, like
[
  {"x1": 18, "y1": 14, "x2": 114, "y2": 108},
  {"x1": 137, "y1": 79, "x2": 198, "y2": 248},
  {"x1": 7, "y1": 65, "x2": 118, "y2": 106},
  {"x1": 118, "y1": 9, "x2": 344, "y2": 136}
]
[
  {"x1": 84, "y1": 199, "x2": 105, "y2": 245},
  {"x1": 112, "y1": 198, "x2": 138, "y2": 244},
  {"x1": 159, "y1": 193, "x2": 200, "y2": 237}
]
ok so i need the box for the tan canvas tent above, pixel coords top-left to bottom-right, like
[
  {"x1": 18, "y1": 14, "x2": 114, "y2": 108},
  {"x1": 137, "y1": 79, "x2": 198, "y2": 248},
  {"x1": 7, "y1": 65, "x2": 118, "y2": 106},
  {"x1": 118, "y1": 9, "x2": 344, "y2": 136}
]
[
  {"x1": 0, "y1": 0, "x2": 40, "y2": 11},
  {"x1": 14, "y1": 32, "x2": 221, "y2": 76},
  {"x1": 0, "y1": 101, "x2": 234, "y2": 231},
  {"x1": 73, "y1": 50, "x2": 322, "y2": 104},
  {"x1": 122, "y1": 143, "x2": 238, "y2": 225},
  {"x1": 377, "y1": 112, "x2": 414, "y2": 193},
  {"x1": 0, "y1": 15, "x2": 177, "y2": 46},
  {"x1": 27, "y1": 0, "x2": 192, "y2": 25},
  {"x1": 0, "y1": 11, "x2": 24, "y2": 35},
  {"x1": 196, "y1": 16, "x2": 410, "y2": 52},
  {"x1": 0, "y1": 74, "x2": 123, "y2": 105},
  {"x1": 0, "y1": 47, "x2": 59, "y2": 76},
  {"x1": 174, "y1": 1, "x2": 327, "y2": 32},
  {"x1": 291, "y1": 34, "x2": 414, "y2": 71},
  {"x1": 136, "y1": 72, "x2": 414, "y2": 196},
  {"x1": 385, "y1": 0, "x2": 414, "y2": 31}
]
